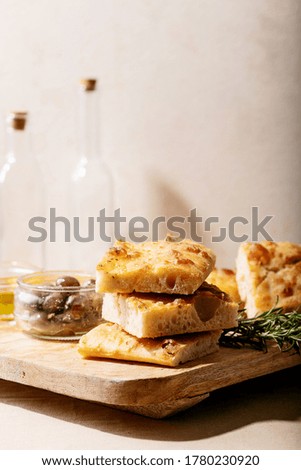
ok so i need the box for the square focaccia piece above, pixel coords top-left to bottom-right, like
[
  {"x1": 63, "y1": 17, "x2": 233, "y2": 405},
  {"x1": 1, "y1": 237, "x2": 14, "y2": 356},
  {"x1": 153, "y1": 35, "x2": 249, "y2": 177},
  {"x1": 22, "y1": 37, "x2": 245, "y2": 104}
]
[
  {"x1": 102, "y1": 282, "x2": 238, "y2": 338},
  {"x1": 78, "y1": 321, "x2": 221, "y2": 367},
  {"x1": 96, "y1": 239, "x2": 216, "y2": 295},
  {"x1": 236, "y1": 241, "x2": 301, "y2": 317}
]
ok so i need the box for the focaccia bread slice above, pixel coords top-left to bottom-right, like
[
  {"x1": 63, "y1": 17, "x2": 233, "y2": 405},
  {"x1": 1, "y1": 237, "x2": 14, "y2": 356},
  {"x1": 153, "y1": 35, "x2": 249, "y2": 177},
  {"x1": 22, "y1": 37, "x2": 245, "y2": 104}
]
[
  {"x1": 78, "y1": 321, "x2": 221, "y2": 367},
  {"x1": 102, "y1": 282, "x2": 238, "y2": 338},
  {"x1": 236, "y1": 241, "x2": 301, "y2": 317},
  {"x1": 207, "y1": 268, "x2": 241, "y2": 304},
  {"x1": 96, "y1": 239, "x2": 216, "y2": 295}
]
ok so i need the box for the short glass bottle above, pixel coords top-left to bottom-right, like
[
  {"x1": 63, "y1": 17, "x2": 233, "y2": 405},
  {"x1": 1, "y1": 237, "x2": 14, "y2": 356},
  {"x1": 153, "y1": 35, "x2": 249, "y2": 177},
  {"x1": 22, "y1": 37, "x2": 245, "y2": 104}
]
[{"x1": 0, "y1": 112, "x2": 45, "y2": 268}]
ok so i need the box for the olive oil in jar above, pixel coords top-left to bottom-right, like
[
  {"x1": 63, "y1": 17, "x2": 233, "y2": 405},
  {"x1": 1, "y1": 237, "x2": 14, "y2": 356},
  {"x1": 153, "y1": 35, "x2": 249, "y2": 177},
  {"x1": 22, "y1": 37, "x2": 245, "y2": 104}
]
[
  {"x1": 0, "y1": 284, "x2": 15, "y2": 320},
  {"x1": 0, "y1": 262, "x2": 39, "y2": 321}
]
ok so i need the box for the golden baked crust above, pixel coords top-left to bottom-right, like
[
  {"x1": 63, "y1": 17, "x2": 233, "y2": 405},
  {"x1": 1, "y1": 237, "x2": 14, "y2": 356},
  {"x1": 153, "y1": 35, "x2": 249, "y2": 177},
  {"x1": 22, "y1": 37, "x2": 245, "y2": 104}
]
[
  {"x1": 96, "y1": 239, "x2": 216, "y2": 295},
  {"x1": 78, "y1": 321, "x2": 221, "y2": 367},
  {"x1": 207, "y1": 268, "x2": 241, "y2": 304},
  {"x1": 236, "y1": 241, "x2": 301, "y2": 317},
  {"x1": 102, "y1": 282, "x2": 238, "y2": 338}
]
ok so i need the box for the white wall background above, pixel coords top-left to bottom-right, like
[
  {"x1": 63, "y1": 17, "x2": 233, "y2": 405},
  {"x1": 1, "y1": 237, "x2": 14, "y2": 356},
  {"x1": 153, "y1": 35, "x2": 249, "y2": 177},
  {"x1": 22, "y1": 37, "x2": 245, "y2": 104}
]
[{"x1": 0, "y1": 0, "x2": 300, "y2": 268}]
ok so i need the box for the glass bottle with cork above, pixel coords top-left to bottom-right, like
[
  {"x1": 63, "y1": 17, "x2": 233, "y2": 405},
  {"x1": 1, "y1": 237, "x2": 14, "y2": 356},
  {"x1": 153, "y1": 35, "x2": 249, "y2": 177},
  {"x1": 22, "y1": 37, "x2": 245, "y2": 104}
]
[
  {"x1": 67, "y1": 78, "x2": 114, "y2": 272},
  {"x1": 0, "y1": 112, "x2": 44, "y2": 319}
]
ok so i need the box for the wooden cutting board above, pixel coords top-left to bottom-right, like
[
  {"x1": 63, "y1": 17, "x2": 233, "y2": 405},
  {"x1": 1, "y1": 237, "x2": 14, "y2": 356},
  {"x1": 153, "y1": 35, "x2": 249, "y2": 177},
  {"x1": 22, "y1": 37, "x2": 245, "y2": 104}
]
[{"x1": 0, "y1": 323, "x2": 300, "y2": 419}]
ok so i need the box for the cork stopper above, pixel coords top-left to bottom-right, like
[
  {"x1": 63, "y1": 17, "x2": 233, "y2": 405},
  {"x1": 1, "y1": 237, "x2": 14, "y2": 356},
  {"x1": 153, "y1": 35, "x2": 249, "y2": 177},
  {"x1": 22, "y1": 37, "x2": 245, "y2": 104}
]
[
  {"x1": 79, "y1": 78, "x2": 97, "y2": 92},
  {"x1": 7, "y1": 111, "x2": 28, "y2": 130}
]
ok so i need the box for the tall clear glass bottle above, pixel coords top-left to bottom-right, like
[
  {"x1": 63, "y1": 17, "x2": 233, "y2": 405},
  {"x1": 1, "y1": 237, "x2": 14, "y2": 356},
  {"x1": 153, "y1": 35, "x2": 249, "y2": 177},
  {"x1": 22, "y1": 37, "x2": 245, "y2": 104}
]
[
  {"x1": 68, "y1": 79, "x2": 113, "y2": 272},
  {"x1": 0, "y1": 112, "x2": 45, "y2": 268}
]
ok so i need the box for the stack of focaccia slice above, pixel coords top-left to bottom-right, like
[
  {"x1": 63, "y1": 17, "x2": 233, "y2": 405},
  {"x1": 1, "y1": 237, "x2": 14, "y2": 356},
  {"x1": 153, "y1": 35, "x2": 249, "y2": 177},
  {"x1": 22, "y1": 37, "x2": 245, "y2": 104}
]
[{"x1": 79, "y1": 239, "x2": 239, "y2": 367}]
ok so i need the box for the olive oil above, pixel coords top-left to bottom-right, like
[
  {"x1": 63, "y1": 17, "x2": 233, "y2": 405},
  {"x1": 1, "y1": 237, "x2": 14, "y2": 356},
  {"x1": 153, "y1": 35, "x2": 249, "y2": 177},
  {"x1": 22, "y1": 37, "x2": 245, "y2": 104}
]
[
  {"x1": 0, "y1": 286, "x2": 15, "y2": 320},
  {"x1": 0, "y1": 262, "x2": 39, "y2": 321}
]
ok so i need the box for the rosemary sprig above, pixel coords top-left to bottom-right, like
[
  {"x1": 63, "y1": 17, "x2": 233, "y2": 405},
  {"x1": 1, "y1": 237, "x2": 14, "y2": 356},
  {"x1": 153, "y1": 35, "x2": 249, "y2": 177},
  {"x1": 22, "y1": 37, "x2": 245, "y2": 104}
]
[{"x1": 219, "y1": 307, "x2": 301, "y2": 354}]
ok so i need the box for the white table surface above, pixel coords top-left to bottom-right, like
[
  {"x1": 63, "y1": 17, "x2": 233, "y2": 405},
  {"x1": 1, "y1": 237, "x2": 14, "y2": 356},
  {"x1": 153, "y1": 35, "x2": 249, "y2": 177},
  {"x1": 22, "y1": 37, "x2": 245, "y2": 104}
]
[{"x1": 0, "y1": 365, "x2": 300, "y2": 450}]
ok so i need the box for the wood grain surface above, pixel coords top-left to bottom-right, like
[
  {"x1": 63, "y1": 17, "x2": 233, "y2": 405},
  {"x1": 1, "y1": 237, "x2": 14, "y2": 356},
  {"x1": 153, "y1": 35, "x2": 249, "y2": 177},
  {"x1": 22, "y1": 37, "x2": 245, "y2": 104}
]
[{"x1": 0, "y1": 324, "x2": 300, "y2": 418}]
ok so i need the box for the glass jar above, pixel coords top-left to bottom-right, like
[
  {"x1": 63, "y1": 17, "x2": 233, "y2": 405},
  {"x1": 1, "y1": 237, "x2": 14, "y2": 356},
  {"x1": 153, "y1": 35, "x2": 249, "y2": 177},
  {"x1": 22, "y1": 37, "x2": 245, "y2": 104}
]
[
  {"x1": 0, "y1": 261, "x2": 39, "y2": 321},
  {"x1": 14, "y1": 271, "x2": 103, "y2": 340}
]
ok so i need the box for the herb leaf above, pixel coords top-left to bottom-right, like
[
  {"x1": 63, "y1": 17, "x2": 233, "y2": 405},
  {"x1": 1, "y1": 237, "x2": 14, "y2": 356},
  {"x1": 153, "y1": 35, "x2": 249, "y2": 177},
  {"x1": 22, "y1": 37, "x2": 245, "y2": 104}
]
[{"x1": 219, "y1": 307, "x2": 301, "y2": 354}]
